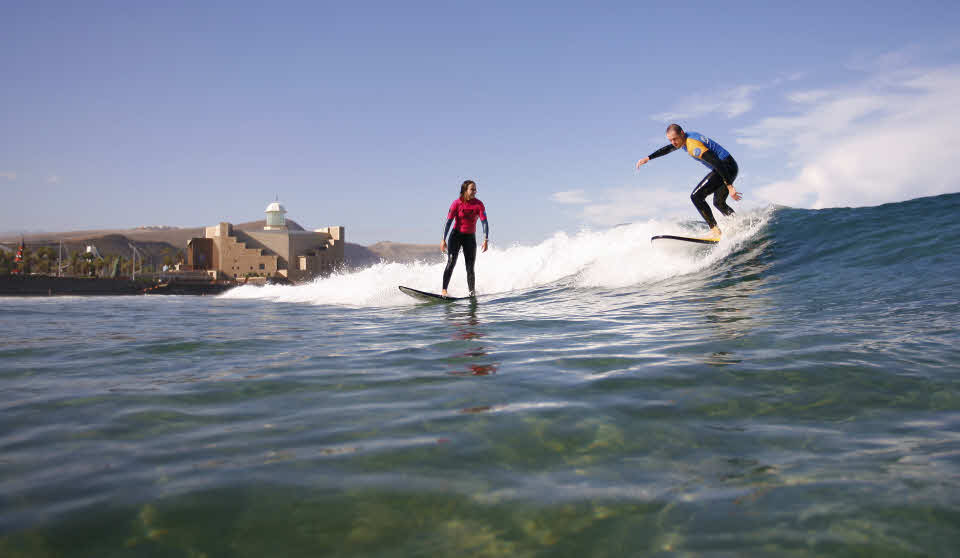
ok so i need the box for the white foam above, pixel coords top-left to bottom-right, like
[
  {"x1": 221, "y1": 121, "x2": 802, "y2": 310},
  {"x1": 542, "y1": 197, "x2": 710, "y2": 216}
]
[{"x1": 221, "y1": 208, "x2": 773, "y2": 307}]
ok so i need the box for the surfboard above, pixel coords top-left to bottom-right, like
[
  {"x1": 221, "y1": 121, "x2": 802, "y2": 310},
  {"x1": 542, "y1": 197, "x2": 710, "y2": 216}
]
[
  {"x1": 398, "y1": 285, "x2": 471, "y2": 302},
  {"x1": 650, "y1": 235, "x2": 719, "y2": 254},
  {"x1": 650, "y1": 234, "x2": 720, "y2": 246}
]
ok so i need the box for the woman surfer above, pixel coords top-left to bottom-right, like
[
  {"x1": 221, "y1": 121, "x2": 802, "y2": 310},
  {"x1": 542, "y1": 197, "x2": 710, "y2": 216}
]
[{"x1": 441, "y1": 180, "x2": 489, "y2": 297}]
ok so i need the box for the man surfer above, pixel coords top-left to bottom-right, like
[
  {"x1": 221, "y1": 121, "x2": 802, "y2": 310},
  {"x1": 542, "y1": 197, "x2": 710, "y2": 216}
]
[
  {"x1": 636, "y1": 123, "x2": 743, "y2": 239},
  {"x1": 441, "y1": 179, "x2": 489, "y2": 297}
]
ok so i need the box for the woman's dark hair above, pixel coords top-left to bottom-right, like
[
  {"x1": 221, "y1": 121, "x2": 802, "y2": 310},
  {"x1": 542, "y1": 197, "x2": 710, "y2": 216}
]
[{"x1": 459, "y1": 180, "x2": 476, "y2": 202}]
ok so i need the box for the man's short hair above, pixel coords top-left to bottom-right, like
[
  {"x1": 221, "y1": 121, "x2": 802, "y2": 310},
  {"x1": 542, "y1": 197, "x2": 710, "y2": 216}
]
[{"x1": 666, "y1": 123, "x2": 683, "y2": 135}]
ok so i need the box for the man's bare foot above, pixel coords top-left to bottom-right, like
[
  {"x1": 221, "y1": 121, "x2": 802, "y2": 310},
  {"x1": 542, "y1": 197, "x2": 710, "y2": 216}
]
[
  {"x1": 441, "y1": 289, "x2": 449, "y2": 297},
  {"x1": 707, "y1": 226, "x2": 722, "y2": 240}
]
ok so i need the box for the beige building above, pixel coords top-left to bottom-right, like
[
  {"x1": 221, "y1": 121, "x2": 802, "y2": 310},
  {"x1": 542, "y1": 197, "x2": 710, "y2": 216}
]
[{"x1": 187, "y1": 201, "x2": 344, "y2": 282}]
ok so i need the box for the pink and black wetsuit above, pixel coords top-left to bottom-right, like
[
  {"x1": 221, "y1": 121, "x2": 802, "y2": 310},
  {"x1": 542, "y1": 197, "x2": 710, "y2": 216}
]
[{"x1": 442, "y1": 198, "x2": 489, "y2": 294}]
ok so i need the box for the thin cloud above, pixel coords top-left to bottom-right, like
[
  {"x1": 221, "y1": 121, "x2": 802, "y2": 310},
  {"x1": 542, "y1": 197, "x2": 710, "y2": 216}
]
[
  {"x1": 576, "y1": 186, "x2": 690, "y2": 226},
  {"x1": 46, "y1": 175, "x2": 61, "y2": 184},
  {"x1": 651, "y1": 79, "x2": 793, "y2": 122},
  {"x1": 846, "y1": 48, "x2": 915, "y2": 73},
  {"x1": 652, "y1": 85, "x2": 761, "y2": 121},
  {"x1": 0, "y1": 171, "x2": 16, "y2": 181},
  {"x1": 841, "y1": 43, "x2": 957, "y2": 74},
  {"x1": 737, "y1": 94, "x2": 892, "y2": 153},
  {"x1": 786, "y1": 89, "x2": 832, "y2": 104},
  {"x1": 550, "y1": 190, "x2": 590, "y2": 204},
  {"x1": 652, "y1": 73, "x2": 811, "y2": 123},
  {"x1": 738, "y1": 65, "x2": 960, "y2": 209}
]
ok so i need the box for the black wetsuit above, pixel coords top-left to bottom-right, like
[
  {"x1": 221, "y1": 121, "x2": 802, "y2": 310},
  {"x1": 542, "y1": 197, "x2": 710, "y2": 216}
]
[
  {"x1": 442, "y1": 231, "x2": 477, "y2": 293},
  {"x1": 442, "y1": 197, "x2": 489, "y2": 294},
  {"x1": 690, "y1": 157, "x2": 738, "y2": 228}
]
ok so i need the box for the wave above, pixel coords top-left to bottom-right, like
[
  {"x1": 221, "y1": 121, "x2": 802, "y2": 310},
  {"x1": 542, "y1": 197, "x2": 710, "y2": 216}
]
[
  {"x1": 222, "y1": 192, "x2": 960, "y2": 307},
  {"x1": 222, "y1": 206, "x2": 775, "y2": 306},
  {"x1": 770, "y1": 191, "x2": 960, "y2": 272}
]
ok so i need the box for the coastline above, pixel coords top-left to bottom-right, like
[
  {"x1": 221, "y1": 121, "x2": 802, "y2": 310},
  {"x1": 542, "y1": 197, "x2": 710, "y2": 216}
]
[{"x1": 0, "y1": 275, "x2": 235, "y2": 296}]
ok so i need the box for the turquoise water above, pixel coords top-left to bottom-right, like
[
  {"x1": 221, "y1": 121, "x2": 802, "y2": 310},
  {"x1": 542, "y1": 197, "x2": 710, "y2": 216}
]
[{"x1": 2, "y1": 194, "x2": 959, "y2": 556}]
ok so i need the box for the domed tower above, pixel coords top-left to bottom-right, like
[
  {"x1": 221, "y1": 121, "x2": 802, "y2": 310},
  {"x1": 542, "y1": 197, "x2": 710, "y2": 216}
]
[{"x1": 264, "y1": 200, "x2": 288, "y2": 230}]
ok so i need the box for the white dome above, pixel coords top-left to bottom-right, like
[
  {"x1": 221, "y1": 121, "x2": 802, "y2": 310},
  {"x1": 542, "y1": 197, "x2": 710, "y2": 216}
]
[
  {"x1": 264, "y1": 201, "x2": 288, "y2": 229},
  {"x1": 265, "y1": 202, "x2": 287, "y2": 214}
]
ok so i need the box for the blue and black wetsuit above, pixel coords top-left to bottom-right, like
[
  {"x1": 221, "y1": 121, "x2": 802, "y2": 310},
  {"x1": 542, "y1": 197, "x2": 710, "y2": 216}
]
[{"x1": 648, "y1": 131, "x2": 738, "y2": 228}]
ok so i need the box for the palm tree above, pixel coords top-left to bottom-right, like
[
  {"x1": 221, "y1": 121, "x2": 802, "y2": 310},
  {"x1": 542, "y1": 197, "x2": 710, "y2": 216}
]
[
  {"x1": 0, "y1": 249, "x2": 11, "y2": 274},
  {"x1": 36, "y1": 246, "x2": 56, "y2": 274}
]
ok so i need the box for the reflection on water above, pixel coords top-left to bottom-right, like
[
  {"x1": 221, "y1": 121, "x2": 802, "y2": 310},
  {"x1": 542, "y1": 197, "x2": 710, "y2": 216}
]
[
  {"x1": 444, "y1": 300, "x2": 500, "y2": 376},
  {"x1": 460, "y1": 405, "x2": 493, "y2": 414},
  {"x1": 703, "y1": 351, "x2": 741, "y2": 366}
]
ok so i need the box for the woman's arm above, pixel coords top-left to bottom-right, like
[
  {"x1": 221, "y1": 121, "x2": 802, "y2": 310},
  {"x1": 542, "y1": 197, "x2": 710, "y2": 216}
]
[{"x1": 480, "y1": 218, "x2": 489, "y2": 252}]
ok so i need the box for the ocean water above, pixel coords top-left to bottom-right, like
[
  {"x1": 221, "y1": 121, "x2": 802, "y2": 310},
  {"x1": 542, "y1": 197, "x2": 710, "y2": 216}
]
[{"x1": 2, "y1": 193, "x2": 959, "y2": 557}]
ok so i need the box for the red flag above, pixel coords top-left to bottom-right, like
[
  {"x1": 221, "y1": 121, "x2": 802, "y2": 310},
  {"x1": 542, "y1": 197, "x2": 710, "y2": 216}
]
[{"x1": 11, "y1": 237, "x2": 24, "y2": 274}]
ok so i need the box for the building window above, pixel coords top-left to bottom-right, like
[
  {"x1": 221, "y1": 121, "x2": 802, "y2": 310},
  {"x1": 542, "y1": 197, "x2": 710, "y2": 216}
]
[{"x1": 259, "y1": 263, "x2": 265, "y2": 270}]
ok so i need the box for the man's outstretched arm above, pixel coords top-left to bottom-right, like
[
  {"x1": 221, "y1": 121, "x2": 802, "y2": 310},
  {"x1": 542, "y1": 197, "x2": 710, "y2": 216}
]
[{"x1": 636, "y1": 144, "x2": 677, "y2": 168}]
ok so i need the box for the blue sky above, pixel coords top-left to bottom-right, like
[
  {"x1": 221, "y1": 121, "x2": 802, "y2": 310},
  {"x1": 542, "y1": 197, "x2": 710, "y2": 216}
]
[{"x1": 2, "y1": 1, "x2": 959, "y2": 245}]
